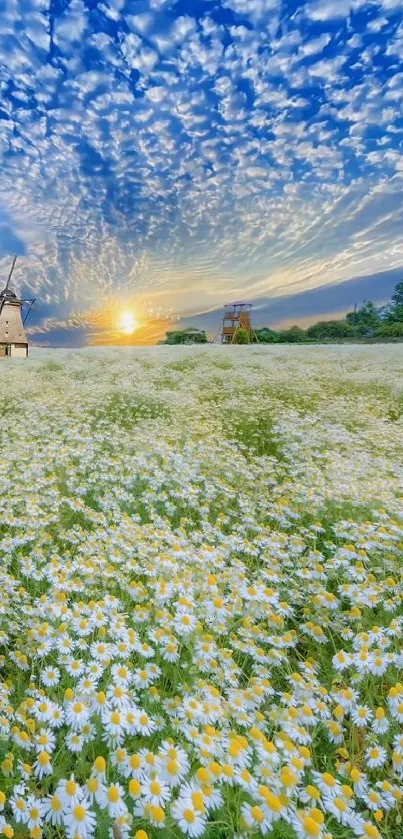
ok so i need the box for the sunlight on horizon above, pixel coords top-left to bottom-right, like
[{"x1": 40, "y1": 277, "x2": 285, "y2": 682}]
[{"x1": 119, "y1": 309, "x2": 138, "y2": 335}]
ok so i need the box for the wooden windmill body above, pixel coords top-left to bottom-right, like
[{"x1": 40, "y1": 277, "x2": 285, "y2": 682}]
[{"x1": 0, "y1": 257, "x2": 35, "y2": 358}]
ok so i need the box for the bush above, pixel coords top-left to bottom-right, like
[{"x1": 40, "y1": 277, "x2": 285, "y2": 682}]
[
  {"x1": 375, "y1": 321, "x2": 403, "y2": 338},
  {"x1": 277, "y1": 326, "x2": 307, "y2": 343},
  {"x1": 233, "y1": 328, "x2": 251, "y2": 344},
  {"x1": 256, "y1": 328, "x2": 278, "y2": 343},
  {"x1": 306, "y1": 320, "x2": 354, "y2": 341}
]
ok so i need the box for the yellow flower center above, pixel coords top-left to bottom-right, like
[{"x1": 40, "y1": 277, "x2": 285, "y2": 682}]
[
  {"x1": 108, "y1": 786, "x2": 120, "y2": 804},
  {"x1": 73, "y1": 805, "x2": 87, "y2": 822}
]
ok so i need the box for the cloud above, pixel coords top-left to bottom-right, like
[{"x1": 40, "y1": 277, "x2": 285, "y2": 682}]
[
  {"x1": 0, "y1": 0, "x2": 401, "y2": 343},
  {"x1": 53, "y1": 0, "x2": 88, "y2": 49},
  {"x1": 305, "y1": 0, "x2": 354, "y2": 20},
  {"x1": 298, "y1": 33, "x2": 332, "y2": 57}
]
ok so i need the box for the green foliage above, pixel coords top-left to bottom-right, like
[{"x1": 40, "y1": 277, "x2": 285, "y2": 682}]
[
  {"x1": 255, "y1": 327, "x2": 278, "y2": 343},
  {"x1": 388, "y1": 279, "x2": 403, "y2": 323},
  {"x1": 346, "y1": 299, "x2": 381, "y2": 334},
  {"x1": 277, "y1": 325, "x2": 307, "y2": 343},
  {"x1": 375, "y1": 321, "x2": 403, "y2": 338},
  {"x1": 233, "y1": 327, "x2": 251, "y2": 344},
  {"x1": 165, "y1": 328, "x2": 208, "y2": 344},
  {"x1": 306, "y1": 319, "x2": 354, "y2": 340}
]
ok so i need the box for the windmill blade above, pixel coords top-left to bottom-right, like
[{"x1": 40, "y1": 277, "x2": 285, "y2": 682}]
[
  {"x1": 0, "y1": 256, "x2": 18, "y2": 317},
  {"x1": 23, "y1": 298, "x2": 35, "y2": 325},
  {"x1": 4, "y1": 255, "x2": 17, "y2": 293}
]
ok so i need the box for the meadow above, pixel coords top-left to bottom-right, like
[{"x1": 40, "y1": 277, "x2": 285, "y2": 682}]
[{"x1": 1, "y1": 345, "x2": 403, "y2": 839}]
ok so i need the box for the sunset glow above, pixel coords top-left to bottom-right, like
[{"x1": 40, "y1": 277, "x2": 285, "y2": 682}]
[{"x1": 119, "y1": 310, "x2": 138, "y2": 335}]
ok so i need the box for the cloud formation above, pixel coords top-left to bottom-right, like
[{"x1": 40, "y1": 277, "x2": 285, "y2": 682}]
[{"x1": 0, "y1": 0, "x2": 402, "y2": 340}]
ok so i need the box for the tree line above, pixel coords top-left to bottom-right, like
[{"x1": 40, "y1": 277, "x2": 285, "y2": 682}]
[{"x1": 162, "y1": 280, "x2": 403, "y2": 344}]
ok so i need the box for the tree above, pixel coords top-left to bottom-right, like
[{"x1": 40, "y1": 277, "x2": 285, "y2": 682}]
[
  {"x1": 233, "y1": 328, "x2": 251, "y2": 344},
  {"x1": 388, "y1": 280, "x2": 403, "y2": 322},
  {"x1": 346, "y1": 300, "x2": 380, "y2": 335},
  {"x1": 376, "y1": 321, "x2": 403, "y2": 338},
  {"x1": 256, "y1": 327, "x2": 278, "y2": 343},
  {"x1": 277, "y1": 326, "x2": 306, "y2": 343},
  {"x1": 306, "y1": 320, "x2": 354, "y2": 341},
  {"x1": 164, "y1": 328, "x2": 208, "y2": 345}
]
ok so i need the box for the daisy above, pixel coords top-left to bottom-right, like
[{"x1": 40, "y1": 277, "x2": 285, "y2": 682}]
[
  {"x1": 26, "y1": 797, "x2": 44, "y2": 831},
  {"x1": 106, "y1": 684, "x2": 132, "y2": 709},
  {"x1": 358, "y1": 823, "x2": 381, "y2": 839},
  {"x1": 161, "y1": 641, "x2": 180, "y2": 663},
  {"x1": 323, "y1": 795, "x2": 357, "y2": 828},
  {"x1": 171, "y1": 799, "x2": 207, "y2": 837},
  {"x1": 365, "y1": 745, "x2": 387, "y2": 769},
  {"x1": 111, "y1": 746, "x2": 128, "y2": 772},
  {"x1": 145, "y1": 802, "x2": 166, "y2": 827},
  {"x1": 364, "y1": 789, "x2": 384, "y2": 812},
  {"x1": 77, "y1": 675, "x2": 99, "y2": 695},
  {"x1": 86, "y1": 776, "x2": 106, "y2": 804},
  {"x1": 64, "y1": 799, "x2": 96, "y2": 839},
  {"x1": 66, "y1": 700, "x2": 91, "y2": 730},
  {"x1": 241, "y1": 802, "x2": 272, "y2": 834},
  {"x1": 174, "y1": 613, "x2": 197, "y2": 634},
  {"x1": 125, "y1": 752, "x2": 145, "y2": 779},
  {"x1": 111, "y1": 663, "x2": 133, "y2": 685},
  {"x1": 200, "y1": 783, "x2": 223, "y2": 812},
  {"x1": 390, "y1": 701, "x2": 403, "y2": 723},
  {"x1": 313, "y1": 773, "x2": 342, "y2": 799},
  {"x1": 158, "y1": 754, "x2": 188, "y2": 787},
  {"x1": 133, "y1": 668, "x2": 155, "y2": 689},
  {"x1": 368, "y1": 654, "x2": 388, "y2": 676},
  {"x1": 34, "y1": 750, "x2": 53, "y2": 779},
  {"x1": 90, "y1": 641, "x2": 111, "y2": 662},
  {"x1": 372, "y1": 707, "x2": 389, "y2": 735},
  {"x1": 66, "y1": 731, "x2": 85, "y2": 752},
  {"x1": 351, "y1": 705, "x2": 373, "y2": 728},
  {"x1": 34, "y1": 699, "x2": 55, "y2": 723},
  {"x1": 143, "y1": 775, "x2": 171, "y2": 807},
  {"x1": 41, "y1": 667, "x2": 61, "y2": 687},
  {"x1": 102, "y1": 708, "x2": 126, "y2": 741},
  {"x1": 98, "y1": 783, "x2": 127, "y2": 818},
  {"x1": 81, "y1": 722, "x2": 95, "y2": 743},
  {"x1": 42, "y1": 793, "x2": 65, "y2": 826},
  {"x1": 10, "y1": 790, "x2": 29, "y2": 824},
  {"x1": 65, "y1": 659, "x2": 85, "y2": 678},
  {"x1": 50, "y1": 704, "x2": 65, "y2": 727},
  {"x1": 92, "y1": 755, "x2": 107, "y2": 780},
  {"x1": 57, "y1": 777, "x2": 82, "y2": 808},
  {"x1": 137, "y1": 711, "x2": 156, "y2": 736},
  {"x1": 34, "y1": 728, "x2": 55, "y2": 753},
  {"x1": 128, "y1": 779, "x2": 143, "y2": 800}
]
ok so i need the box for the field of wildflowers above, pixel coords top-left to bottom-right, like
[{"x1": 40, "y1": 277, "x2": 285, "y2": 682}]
[{"x1": 1, "y1": 345, "x2": 403, "y2": 839}]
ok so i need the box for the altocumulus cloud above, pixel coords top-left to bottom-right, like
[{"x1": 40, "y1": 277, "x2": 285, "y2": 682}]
[{"x1": 0, "y1": 0, "x2": 402, "y2": 341}]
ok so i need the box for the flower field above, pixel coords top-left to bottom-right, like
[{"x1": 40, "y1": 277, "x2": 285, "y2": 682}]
[{"x1": 1, "y1": 345, "x2": 403, "y2": 839}]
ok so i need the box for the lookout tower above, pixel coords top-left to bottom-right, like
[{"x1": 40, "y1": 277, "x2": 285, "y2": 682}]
[
  {"x1": 0, "y1": 257, "x2": 35, "y2": 358},
  {"x1": 215, "y1": 302, "x2": 258, "y2": 344}
]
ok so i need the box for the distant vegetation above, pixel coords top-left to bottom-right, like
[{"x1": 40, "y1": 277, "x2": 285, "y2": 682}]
[
  {"x1": 163, "y1": 280, "x2": 403, "y2": 344},
  {"x1": 163, "y1": 327, "x2": 208, "y2": 345}
]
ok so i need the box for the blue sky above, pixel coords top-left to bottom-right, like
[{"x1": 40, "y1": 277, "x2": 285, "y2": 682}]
[{"x1": 0, "y1": 0, "x2": 403, "y2": 343}]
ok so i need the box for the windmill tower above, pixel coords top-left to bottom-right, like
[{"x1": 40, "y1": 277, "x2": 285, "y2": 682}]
[
  {"x1": 215, "y1": 302, "x2": 259, "y2": 344},
  {"x1": 0, "y1": 257, "x2": 35, "y2": 358}
]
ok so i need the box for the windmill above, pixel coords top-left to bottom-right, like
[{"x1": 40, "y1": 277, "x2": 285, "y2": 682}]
[
  {"x1": 0, "y1": 257, "x2": 35, "y2": 358},
  {"x1": 215, "y1": 302, "x2": 259, "y2": 344}
]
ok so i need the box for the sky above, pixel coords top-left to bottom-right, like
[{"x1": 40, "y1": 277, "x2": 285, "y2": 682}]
[{"x1": 0, "y1": 0, "x2": 403, "y2": 345}]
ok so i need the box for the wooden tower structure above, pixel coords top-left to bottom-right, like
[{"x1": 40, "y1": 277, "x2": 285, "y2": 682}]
[
  {"x1": 215, "y1": 302, "x2": 258, "y2": 344},
  {"x1": 0, "y1": 257, "x2": 35, "y2": 358}
]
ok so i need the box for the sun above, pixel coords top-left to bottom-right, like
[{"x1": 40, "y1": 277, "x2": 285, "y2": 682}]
[{"x1": 119, "y1": 310, "x2": 138, "y2": 335}]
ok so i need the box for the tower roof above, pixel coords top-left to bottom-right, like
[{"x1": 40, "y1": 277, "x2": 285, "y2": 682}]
[{"x1": 0, "y1": 286, "x2": 19, "y2": 302}]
